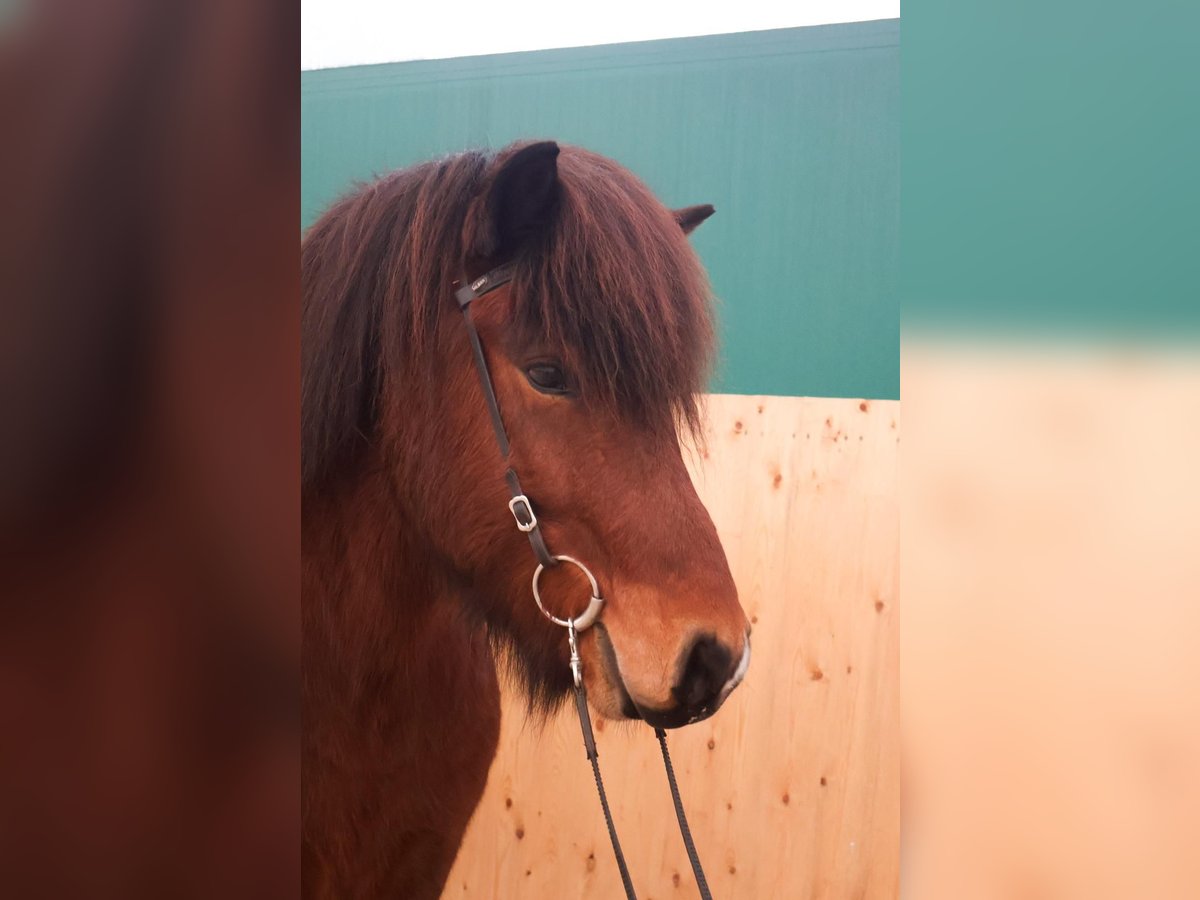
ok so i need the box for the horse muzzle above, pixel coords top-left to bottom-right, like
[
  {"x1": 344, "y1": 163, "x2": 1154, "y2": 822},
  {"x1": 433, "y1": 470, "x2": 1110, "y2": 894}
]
[{"x1": 596, "y1": 626, "x2": 751, "y2": 729}]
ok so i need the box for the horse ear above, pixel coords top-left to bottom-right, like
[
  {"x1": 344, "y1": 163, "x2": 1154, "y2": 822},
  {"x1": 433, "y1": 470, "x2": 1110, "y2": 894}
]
[
  {"x1": 479, "y1": 141, "x2": 561, "y2": 259},
  {"x1": 673, "y1": 204, "x2": 715, "y2": 235}
]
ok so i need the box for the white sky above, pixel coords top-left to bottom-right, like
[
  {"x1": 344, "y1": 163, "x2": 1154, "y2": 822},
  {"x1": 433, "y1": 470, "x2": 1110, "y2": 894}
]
[{"x1": 301, "y1": 0, "x2": 900, "y2": 70}]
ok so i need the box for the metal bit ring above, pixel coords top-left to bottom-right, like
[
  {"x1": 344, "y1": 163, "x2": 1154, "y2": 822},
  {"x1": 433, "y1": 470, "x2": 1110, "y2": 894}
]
[{"x1": 531, "y1": 555, "x2": 605, "y2": 631}]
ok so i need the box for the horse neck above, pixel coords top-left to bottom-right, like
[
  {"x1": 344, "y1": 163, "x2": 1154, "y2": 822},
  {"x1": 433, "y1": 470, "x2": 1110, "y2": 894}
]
[
  {"x1": 302, "y1": 460, "x2": 503, "y2": 888},
  {"x1": 302, "y1": 463, "x2": 462, "y2": 701}
]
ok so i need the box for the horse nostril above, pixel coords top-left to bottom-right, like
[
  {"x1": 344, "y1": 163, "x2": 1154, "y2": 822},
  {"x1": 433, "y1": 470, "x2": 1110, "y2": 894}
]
[{"x1": 672, "y1": 635, "x2": 733, "y2": 714}]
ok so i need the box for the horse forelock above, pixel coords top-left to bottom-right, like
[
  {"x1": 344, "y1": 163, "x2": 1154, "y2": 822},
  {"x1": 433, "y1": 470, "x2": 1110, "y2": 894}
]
[
  {"x1": 301, "y1": 142, "x2": 714, "y2": 493},
  {"x1": 511, "y1": 147, "x2": 714, "y2": 441}
]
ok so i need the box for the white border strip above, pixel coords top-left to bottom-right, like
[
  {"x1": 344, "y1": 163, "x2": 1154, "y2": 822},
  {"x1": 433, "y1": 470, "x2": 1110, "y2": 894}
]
[{"x1": 302, "y1": 0, "x2": 899, "y2": 70}]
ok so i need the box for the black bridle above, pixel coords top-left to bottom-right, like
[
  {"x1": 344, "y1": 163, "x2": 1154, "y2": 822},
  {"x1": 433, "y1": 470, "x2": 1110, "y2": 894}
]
[{"x1": 455, "y1": 264, "x2": 714, "y2": 900}]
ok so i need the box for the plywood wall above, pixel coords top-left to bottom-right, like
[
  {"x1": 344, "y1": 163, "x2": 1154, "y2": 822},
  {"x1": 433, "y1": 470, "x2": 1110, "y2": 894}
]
[{"x1": 443, "y1": 394, "x2": 900, "y2": 899}]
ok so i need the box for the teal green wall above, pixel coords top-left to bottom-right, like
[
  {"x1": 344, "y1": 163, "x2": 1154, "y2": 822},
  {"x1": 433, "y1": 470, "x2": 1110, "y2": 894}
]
[
  {"x1": 903, "y1": 2, "x2": 1199, "y2": 334},
  {"x1": 302, "y1": 21, "x2": 899, "y2": 400}
]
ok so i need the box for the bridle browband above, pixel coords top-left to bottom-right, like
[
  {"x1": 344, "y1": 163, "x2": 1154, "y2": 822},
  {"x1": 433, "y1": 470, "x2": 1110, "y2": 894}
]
[{"x1": 455, "y1": 263, "x2": 713, "y2": 900}]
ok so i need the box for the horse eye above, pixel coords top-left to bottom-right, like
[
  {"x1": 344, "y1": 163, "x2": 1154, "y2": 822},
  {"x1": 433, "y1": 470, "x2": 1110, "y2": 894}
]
[{"x1": 524, "y1": 363, "x2": 569, "y2": 394}]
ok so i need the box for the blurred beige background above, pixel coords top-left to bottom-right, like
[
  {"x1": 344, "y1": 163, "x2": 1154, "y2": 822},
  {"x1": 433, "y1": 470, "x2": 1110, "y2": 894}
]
[{"x1": 903, "y1": 343, "x2": 1200, "y2": 899}]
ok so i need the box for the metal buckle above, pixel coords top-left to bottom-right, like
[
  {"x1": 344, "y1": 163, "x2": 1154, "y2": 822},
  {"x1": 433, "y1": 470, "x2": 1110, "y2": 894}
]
[{"x1": 508, "y1": 495, "x2": 537, "y2": 533}]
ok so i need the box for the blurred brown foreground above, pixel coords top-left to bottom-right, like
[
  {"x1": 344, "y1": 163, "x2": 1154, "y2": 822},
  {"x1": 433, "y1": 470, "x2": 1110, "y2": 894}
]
[{"x1": 0, "y1": 1, "x2": 298, "y2": 896}]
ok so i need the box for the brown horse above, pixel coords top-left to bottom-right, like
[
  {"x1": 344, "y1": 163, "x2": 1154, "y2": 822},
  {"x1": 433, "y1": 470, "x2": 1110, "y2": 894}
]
[{"x1": 301, "y1": 141, "x2": 750, "y2": 898}]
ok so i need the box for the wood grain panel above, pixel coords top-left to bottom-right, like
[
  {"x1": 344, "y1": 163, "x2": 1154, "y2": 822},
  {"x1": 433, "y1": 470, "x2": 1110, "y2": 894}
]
[{"x1": 443, "y1": 394, "x2": 899, "y2": 898}]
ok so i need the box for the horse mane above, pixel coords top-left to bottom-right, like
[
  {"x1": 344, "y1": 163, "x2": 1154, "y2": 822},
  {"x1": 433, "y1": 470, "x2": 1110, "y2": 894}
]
[{"x1": 301, "y1": 142, "x2": 714, "y2": 492}]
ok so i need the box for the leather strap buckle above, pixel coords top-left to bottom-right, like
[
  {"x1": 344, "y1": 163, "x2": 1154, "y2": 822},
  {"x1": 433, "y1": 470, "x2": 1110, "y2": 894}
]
[{"x1": 508, "y1": 495, "x2": 538, "y2": 533}]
